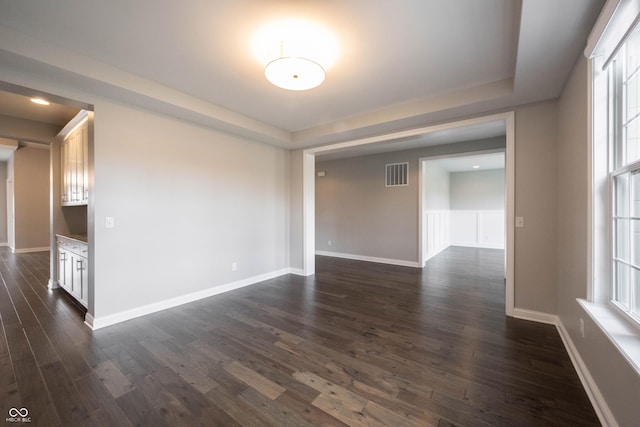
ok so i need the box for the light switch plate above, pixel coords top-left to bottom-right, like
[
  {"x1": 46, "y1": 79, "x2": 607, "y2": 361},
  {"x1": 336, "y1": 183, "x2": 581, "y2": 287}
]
[
  {"x1": 515, "y1": 216, "x2": 524, "y2": 228},
  {"x1": 105, "y1": 217, "x2": 115, "y2": 228}
]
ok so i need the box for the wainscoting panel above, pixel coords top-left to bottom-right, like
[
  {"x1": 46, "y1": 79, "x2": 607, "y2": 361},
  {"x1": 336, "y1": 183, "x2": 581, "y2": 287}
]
[
  {"x1": 451, "y1": 210, "x2": 504, "y2": 249},
  {"x1": 424, "y1": 211, "x2": 451, "y2": 262}
]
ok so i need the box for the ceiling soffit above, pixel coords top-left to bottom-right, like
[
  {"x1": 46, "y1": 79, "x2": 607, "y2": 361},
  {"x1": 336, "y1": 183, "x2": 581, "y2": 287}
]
[{"x1": 0, "y1": 0, "x2": 604, "y2": 149}]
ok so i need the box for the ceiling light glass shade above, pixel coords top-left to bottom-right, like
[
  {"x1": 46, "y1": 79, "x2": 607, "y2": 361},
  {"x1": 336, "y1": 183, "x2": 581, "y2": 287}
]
[{"x1": 265, "y1": 56, "x2": 325, "y2": 91}]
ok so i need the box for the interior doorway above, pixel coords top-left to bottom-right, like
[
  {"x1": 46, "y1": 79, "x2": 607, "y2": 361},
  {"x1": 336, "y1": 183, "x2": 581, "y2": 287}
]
[
  {"x1": 420, "y1": 150, "x2": 506, "y2": 264},
  {"x1": 302, "y1": 112, "x2": 515, "y2": 316}
]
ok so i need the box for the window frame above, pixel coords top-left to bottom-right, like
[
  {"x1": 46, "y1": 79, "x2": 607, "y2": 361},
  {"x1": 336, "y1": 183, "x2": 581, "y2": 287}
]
[{"x1": 608, "y1": 27, "x2": 640, "y2": 325}]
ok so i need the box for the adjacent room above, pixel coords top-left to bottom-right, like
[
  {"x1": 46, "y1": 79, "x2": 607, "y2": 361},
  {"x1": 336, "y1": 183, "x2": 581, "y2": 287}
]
[{"x1": 0, "y1": 1, "x2": 638, "y2": 426}]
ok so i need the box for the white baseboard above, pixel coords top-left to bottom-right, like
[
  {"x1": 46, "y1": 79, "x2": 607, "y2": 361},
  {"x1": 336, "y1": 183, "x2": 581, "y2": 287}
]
[
  {"x1": 12, "y1": 246, "x2": 50, "y2": 254},
  {"x1": 512, "y1": 308, "x2": 558, "y2": 325},
  {"x1": 0, "y1": 242, "x2": 8, "y2": 247},
  {"x1": 450, "y1": 243, "x2": 505, "y2": 250},
  {"x1": 315, "y1": 250, "x2": 421, "y2": 268},
  {"x1": 86, "y1": 268, "x2": 291, "y2": 330},
  {"x1": 84, "y1": 313, "x2": 95, "y2": 330},
  {"x1": 556, "y1": 320, "x2": 618, "y2": 427},
  {"x1": 47, "y1": 279, "x2": 60, "y2": 290},
  {"x1": 288, "y1": 267, "x2": 305, "y2": 276}
]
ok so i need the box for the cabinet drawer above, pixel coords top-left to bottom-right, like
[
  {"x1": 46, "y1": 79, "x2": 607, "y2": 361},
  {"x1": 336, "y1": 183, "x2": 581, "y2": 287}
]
[{"x1": 56, "y1": 236, "x2": 88, "y2": 256}]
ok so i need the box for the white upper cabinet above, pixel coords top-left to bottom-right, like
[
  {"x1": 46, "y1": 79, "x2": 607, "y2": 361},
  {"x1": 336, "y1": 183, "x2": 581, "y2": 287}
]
[{"x1": 60, "y1": 111, "x2": 89, "y2": 206}]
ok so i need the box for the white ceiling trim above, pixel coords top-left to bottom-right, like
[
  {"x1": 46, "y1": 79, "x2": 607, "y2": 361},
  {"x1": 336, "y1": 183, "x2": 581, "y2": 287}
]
[{"x1": 0, "y1": 25, "x2": 291, "y2": 146}]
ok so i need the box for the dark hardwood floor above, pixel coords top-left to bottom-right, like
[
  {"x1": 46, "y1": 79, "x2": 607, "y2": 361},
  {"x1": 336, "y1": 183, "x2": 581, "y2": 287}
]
[{"x1": 0, "y1": 246, "x2": 600, "y2": 426}]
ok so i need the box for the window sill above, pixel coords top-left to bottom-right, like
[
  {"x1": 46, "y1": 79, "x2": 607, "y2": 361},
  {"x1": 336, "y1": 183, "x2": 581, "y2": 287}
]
[{"x1": 578, "y1": 298, "x2": 640, "y2": 376}]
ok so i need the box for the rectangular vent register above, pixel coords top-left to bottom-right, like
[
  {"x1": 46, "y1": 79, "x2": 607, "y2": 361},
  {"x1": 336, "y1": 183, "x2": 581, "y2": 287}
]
[{"x1": 385, "y1": 162, "x2": 409, "y2": 187}]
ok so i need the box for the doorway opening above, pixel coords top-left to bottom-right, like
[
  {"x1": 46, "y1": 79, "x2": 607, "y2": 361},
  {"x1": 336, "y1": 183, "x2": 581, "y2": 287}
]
[
  {"x1": 0, "y1": 80, "x2": 94, "y2": 317},
  {"x1": 303, "y1": 112, "x2": 515, "y2": 316},
  {"x1": 421, "y1": 150, "x2": 506, "y2": 263}
]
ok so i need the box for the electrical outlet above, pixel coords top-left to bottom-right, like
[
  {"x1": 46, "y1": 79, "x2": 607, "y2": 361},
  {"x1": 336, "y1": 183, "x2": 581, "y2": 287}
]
[
  {"x1": 515, "y1": 217, "x2": 525, "y2": 228},
  {"x1": 328, "y1": 240, "x2": 332, "y2": 246},
  {"x1": 231, "y1": 262, "x2": 238, "y2": 271},
  {"x1": 105, "y1": 217, "x2": 115, "y2": 228},
  {"x1": 580, "y1": 318, "x2": 585, "y2": 338}
]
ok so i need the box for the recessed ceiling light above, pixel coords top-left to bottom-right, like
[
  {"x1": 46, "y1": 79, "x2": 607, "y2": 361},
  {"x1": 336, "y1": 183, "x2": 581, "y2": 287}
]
[
  {"x1": 31, "y1": 98, "x2": 50, "y2": 106},
  {"x1": 472, "y1": 165, "x2": 480, "y2": 169}
]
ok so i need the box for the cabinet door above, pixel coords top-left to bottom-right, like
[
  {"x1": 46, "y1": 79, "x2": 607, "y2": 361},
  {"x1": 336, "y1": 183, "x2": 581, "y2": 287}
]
[
  {"x1": 73, "y1": 256, "x2": 88, "y2": 307},
  {"x1": 70, "y1": 131, "x2": 79, "y2": 202},
  {"x1": 57, "y1": 248, "x2": 69, "y2": 289},
  {"x1": 82, "y1": 124, "x2": 89, "y2": 203},
  {"x1": 61, "y1": 139, "x2": 69, "y2": 204}
]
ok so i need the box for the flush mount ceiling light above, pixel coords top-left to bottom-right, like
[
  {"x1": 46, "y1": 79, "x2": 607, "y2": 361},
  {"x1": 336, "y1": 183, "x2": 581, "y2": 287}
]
[
  {"x1": 254, "y1": 19, "x2": 338, "y2": 91},
  {"x1": 264, "y1": 46, "x2": 325, "y2": 91},
  {"x1": 31, "y1": 98, "x2": 50, "y2": 106}
]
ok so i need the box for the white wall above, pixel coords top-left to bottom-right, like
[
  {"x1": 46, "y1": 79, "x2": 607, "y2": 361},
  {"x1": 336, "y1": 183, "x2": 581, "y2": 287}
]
[
  {"x1": 423, "y1": 162, "x2": 450, "y2": 210},
  {"x1": 449, "y1": 168, "x2": 505, "y2": 249},
  {"x1": 450, "y1": 169, "x2": 504, "y2": 210},
  {"x1": 423, "y1": 161, "x2": 450, "y2": 260},
  {"x1": 92, "y1": 100, "x2": 290, "y2": 321}
]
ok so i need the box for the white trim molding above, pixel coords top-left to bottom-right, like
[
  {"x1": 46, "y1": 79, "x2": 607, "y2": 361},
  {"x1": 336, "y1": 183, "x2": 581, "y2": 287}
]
[
  {"x1": 288, "y1": 267, "x2": 306, "y2": 276},
  {"x1": 86, "y1": 268, "x2": 291, "y2": 330},
  {"x1": 316, "y1": 250, "x2": 422, "y2": 268},
  {"x1": 556, "y1": 319, "x2": 619, "y2": 427},
  {"x1": 512, "y1": 308, "x2": 558, "y2": 325},
  {"x1": 12, "y1": 246, "x2": 50, "y2": 254},
  {"x1": 47, "y1": 279, "x2": 60, "y2": 290}
]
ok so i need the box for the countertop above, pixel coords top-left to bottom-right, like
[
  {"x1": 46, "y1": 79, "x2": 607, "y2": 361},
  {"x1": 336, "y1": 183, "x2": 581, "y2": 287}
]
[{"x1": 56, "y1": 233, "x2": 88, "y2": 243}]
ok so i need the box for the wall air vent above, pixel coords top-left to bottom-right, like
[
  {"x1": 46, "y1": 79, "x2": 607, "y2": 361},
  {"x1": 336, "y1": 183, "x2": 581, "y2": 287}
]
[{"x1": 385, "y1": 162, "x2": 409, "y2": 187}]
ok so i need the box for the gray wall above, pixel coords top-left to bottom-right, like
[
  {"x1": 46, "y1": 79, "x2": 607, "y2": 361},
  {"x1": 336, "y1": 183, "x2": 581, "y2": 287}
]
[
  {"x1": 314, "y1": 137, "x2": 505, "y2": 260},
  {"x1": 0, "y1": 162, "x2": 7, "y2": 243},
  {"x1": 13, "y1": 146, "x2": 50, "y2": 250},
  {"x1": 557, "y1": 55, "x2": 640, "y2": 427},
  {"x1": 316, "y1": 151, "x2": 417, "y2": 261},
  {"x1": 423, "y1": 162, "x2": 449, "y2": 211},
  {"x1": 93, "y1": 100, "x2": 290, "y2": 319},
  {"x1": 450, "y1": 169, "x2": 504, "y2": 210},
  {"x1": 289, "y1": 149, "x2": 303, "y2": 271},
  {"x1": 514, "y1": 101, "x2": 558, "y2": 313}
]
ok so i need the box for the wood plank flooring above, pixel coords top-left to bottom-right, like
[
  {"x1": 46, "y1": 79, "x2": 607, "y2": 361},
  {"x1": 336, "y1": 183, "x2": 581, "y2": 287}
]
[{"x1": 0, "y1": 246, "x2": 600, "y2": 426}]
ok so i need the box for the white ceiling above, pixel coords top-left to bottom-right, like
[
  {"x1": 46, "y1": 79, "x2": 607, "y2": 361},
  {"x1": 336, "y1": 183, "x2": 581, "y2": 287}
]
[
  {"x1": 0, "y1": 0, "x2": 605, "y2": 149},
  {"x1": 426, "y1": 152, "x2": 505, "y2": 173}
]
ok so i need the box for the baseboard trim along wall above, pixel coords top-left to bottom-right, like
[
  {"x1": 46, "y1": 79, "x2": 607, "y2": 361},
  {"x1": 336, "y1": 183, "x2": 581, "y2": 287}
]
[
  {"x1": 288, "y1": 267, "x2": 305, "y2": 276},
  {"x1": 556, "y1": 320, "x2": 618, "y2": 427},
  {"x1": 512, "y1": 307, "x2": 617, "y2": 427},
  {"x1": 87, "y1": 267, "x2": 296, "y2": 330},
  {"x1": 47, "y1": 279, "x2": 60, "y2": 290},
  {"x1": 512, "y1": 308, "x2": 558, "y2": 325},
  {"x1": 315, "y1": 250, "x2": 422, "y2": 268},
  {"x1": 12, "y1": 246, "x2": 50, "y2": 254}
]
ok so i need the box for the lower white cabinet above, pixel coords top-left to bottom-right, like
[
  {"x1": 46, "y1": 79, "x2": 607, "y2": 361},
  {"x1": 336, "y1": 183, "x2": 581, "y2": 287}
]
[{"x1": 57, "y1": 235, "x2": 88, "y2": 307}]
